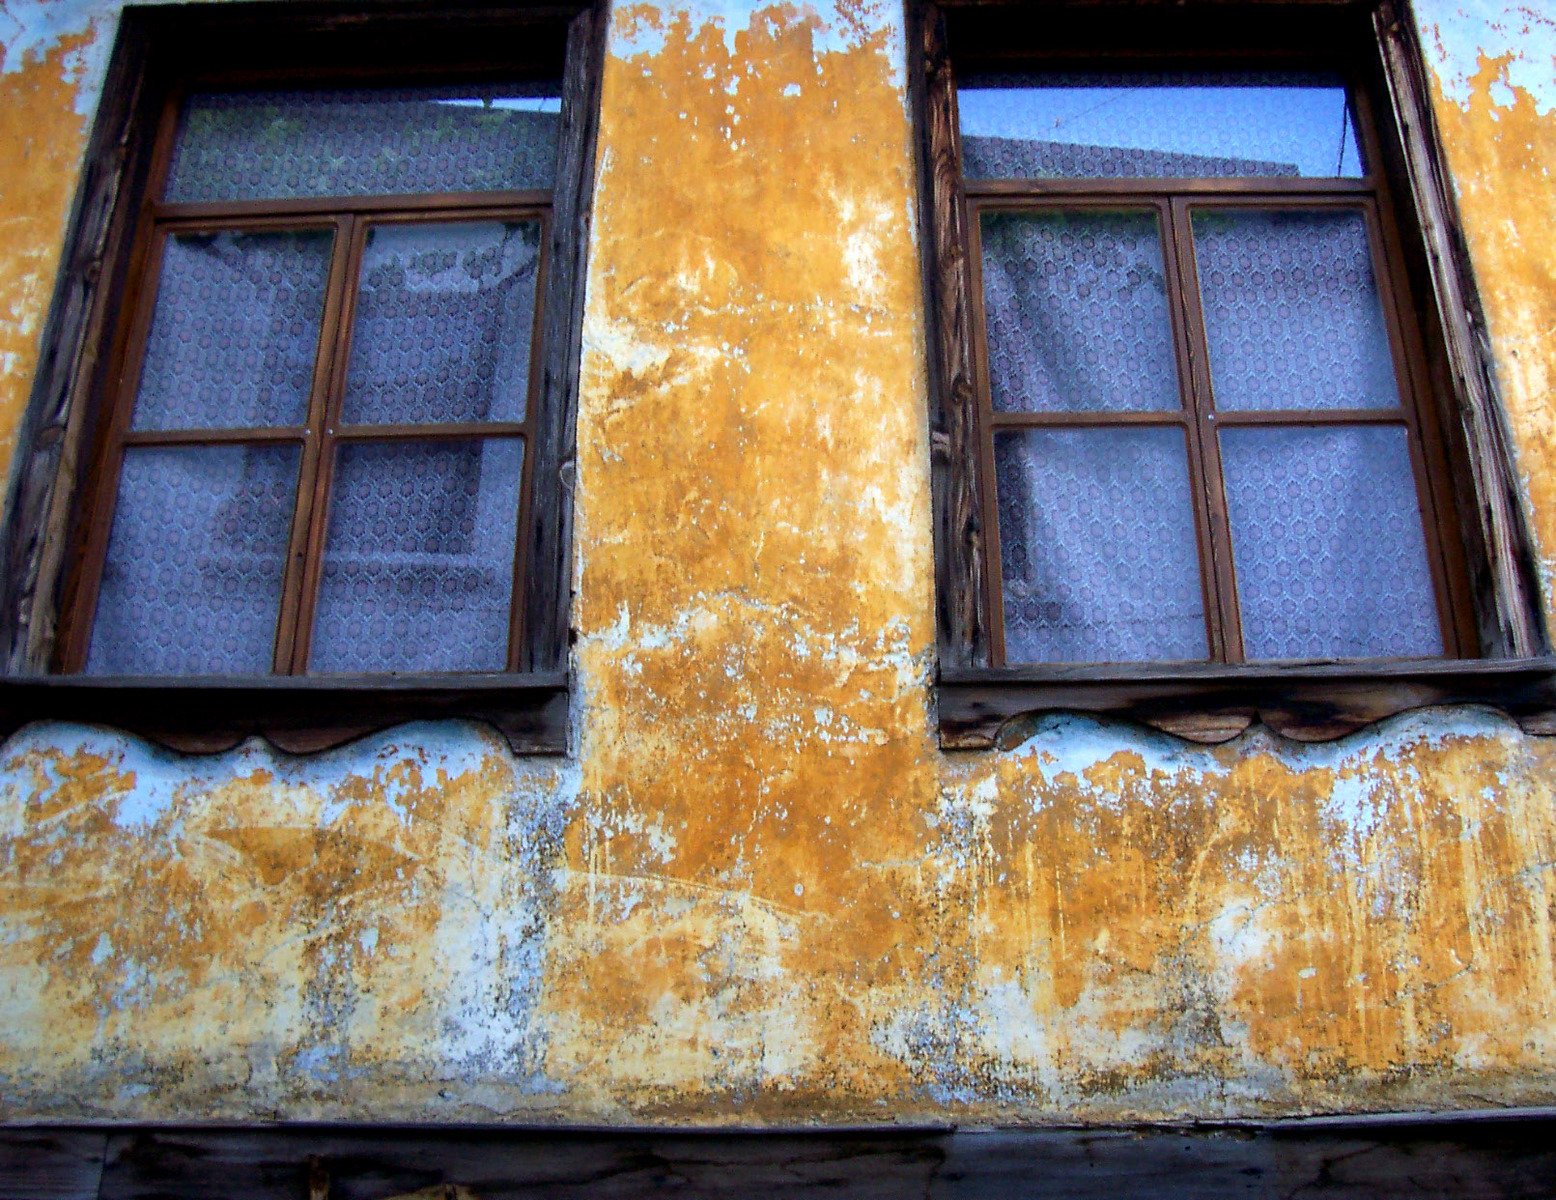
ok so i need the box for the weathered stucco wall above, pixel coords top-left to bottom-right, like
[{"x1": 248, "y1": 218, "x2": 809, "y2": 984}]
[
  {"x1": 0, "y1": 0, "x2": 113, "y2": 486},
  {"x1": 1419, "y1": 0, "x2": 1556, "y2": 607},
  {"x1": 0, "y1": 0, "x2": 1553, "y2": 1125}
]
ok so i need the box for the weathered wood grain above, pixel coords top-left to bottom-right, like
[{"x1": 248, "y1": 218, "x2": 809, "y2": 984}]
[
  {"x1": 0, "y1": 1114, "x2": 1543, "y2": 1198},
  {"x1": 0, "y1": 672, "x2": 570, "y2": 755},
  {"x1": 0, "y1": 19, "x2": 158, "y2": 674},
  {"x1": 0, "y1": 1129, "x2": 106, "y2": 1200},
  {"x1": 939, "y1": 655, "x2": 1556, "y2": 747},
  {"x1": 1373, "y1": 0, "x2": 1551, "y2": 659},
  {"x1": 521, "y1": 1, "x2": 606, "y2": 676},
  {"x1": 914, "y1": 3, "x2": 993, "y2": 672}
]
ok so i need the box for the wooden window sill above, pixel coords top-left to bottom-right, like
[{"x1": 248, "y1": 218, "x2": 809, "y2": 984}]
[
  {"x1": 938, "y1": 657, "x2": 1556, "y2": 749},
  {"x1": 0, "y1": 671, "x2": 570, "y2": 756}
]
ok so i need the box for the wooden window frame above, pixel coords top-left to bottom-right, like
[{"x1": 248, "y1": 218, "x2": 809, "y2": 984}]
[
  {"x1": 63, "y1": 198, "x2": 555, "y2": 678},
  {"x1": 913, "y1": 0, "x2": 1556, "y2": 748},
  {"x1": 0, "y1": 0, "x2": 607, "y2": 754}
]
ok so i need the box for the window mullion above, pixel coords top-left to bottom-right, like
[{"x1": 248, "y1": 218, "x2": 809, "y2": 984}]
[
  {"x1": 276, "y1": 212, "x2": 362, "y2": 675},
  {"x1": 1163, "y1": 195, "x2": 1245, "y2": 664}
]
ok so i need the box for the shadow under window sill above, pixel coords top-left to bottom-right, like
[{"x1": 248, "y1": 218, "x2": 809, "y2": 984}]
[
  {"x1": 937, "y1": 656, "x2": 1556, "y2": 749},
  {"x1": 0, "y1": 670, "x2": 570, "y2": 756}
]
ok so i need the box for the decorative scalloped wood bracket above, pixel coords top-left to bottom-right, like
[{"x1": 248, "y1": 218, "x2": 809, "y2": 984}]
[
  {"x1": 939, "y1": 657, "x2": 1556, "y2": 749},
  {"x1": 0, "y1": 673, "x2": 569, "y2": 756}
]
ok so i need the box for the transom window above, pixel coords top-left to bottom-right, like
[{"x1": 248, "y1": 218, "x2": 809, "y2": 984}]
[
  {"x1": 951, "y1": 68, "x2": 1470, "y2": 666},
  {"x1": 64, "y1": 84, "x2": 566, "y2": 676}
]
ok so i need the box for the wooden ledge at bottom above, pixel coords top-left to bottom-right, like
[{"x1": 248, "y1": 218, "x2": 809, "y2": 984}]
[
  {"x1": 5, "y1": 1113, "x2": 1556, "y2": 1198},
  {"x1": 0, "y1": 671, "x2": 570, "y2": 756},
  {"x1": 938, "y1": 656, "x2": 1556, "y2": 748}
]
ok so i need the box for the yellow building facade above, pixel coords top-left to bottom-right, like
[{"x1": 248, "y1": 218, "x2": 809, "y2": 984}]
[{"x1": 0, "y1": 0, "x2": 1553, "y2": 1137}]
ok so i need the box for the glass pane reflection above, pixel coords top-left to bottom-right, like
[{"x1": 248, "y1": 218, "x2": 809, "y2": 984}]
[
  {"x1": 958, "y1": 72, "x2": 1363, "y2": 180},
  {"x1": 996, "y1": 426, "x2": 1206, "y2": 663},
  {"x1": 167, "y1": 84, "x2": 562, "y2": 202}
]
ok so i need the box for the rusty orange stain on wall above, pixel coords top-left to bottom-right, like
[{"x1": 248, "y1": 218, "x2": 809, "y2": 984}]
[
  {"x1": 1426, "y1": 41, "x2": 1556, "y2": 617},
  {"x1": 933, "y1": 717, "x2": 1556, "y2": 1118},
  {"x1": 0, "y1": 0, "x2": 1553, "y2": 1128},
  {"x1": 0, "y1": 724, "x2": 579, "y2": 1118},
  {"x1": 540, "y1": 0, "x2": 943, "y2": 1118},
  {"x1": 0, "y1": 27, "x2": 93, "y2": 488}
]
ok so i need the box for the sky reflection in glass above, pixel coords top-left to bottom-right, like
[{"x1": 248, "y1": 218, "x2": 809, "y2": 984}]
[{"x1": 957, "y1": 73, "x2": 1363, "y2": 180}]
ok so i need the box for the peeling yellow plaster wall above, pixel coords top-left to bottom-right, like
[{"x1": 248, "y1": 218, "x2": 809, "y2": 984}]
[
  {"x1": 0, "y1": 723, "x2": 579, "y2": 1119},
  {"x1": 0, "y1": 0, "x2": 1554, "y2": 1127},
  {"x1": 551, "y1": 0, "x2": 943, "y2": 1115},
  {"x1": 927, "y1": 713, "x2": 1556, "y2": 1118},
  {"x1": 0, "y1": 23, "x2": 96, "y2": 486},
  {"x1": 5, "y1": 713, "x2": 1554, "y2": 1122},
  {"x1": 531, "y1": 0, "x2": 1556, "y2": 1122},
  {"x1": 1417, "y1": 0, "x2": 1556, "y2": 611}
]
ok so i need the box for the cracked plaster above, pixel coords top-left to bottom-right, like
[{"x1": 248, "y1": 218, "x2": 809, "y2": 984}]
[{"x1": 0, "y1": 0, "x2": 1553, "y2": 1124}]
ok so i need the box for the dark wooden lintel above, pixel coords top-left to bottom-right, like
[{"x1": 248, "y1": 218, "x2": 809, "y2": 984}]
[
  {"x1": 0, "y1": 672, "x2": 570, "y2": 756},
  {"x1": 5, "y1": 1114, "x2": 1556, "y2": 1198},
  {"x1": 939, "y1": 656, "x2": 1556, "y2": 747}
]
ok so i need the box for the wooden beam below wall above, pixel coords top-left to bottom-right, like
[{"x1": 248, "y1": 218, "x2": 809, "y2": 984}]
[{"x1": 2, "y1": 1114, "x2": 1555, "y2": 1198}]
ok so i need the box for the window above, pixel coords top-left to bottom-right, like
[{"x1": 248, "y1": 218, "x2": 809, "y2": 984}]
[
  {"x1": 0, "y1": 2, "x2": 603, "y2": 752},
  {"x1": 964, "y1": 72, "x2": 1471, "y2": 667},
  {"x1": 917, "y1": 0, "x2": 1552, "y2": 746}
]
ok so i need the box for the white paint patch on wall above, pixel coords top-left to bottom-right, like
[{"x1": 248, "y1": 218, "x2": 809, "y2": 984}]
[
  {"x1": 611, "y1": 0, "x2": 907, "y2": 90},
  {"x1": 0, "y1": 0, "x2": 118, "y2": 114},
  {"x1": 1, "y1": 0, "x2": 105, "y2": 73},
  {"x1": 1, "y1": 0, "x2": 293, "y2": 118},
  {"x1": 0, "y1": 720, "x2": 581, "y2": 1117},
  {"x1": 997, "y1": 706, "x2": 1515, "y2": 793},
  {"x1": 1413, "y1": 0, "x2": 1556, "y2": 114}
]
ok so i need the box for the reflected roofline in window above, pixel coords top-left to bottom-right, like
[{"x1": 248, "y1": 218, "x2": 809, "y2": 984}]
[
  {"x1": 911, "y1": 0, "x2": 1552, "y2": 747},
  {"x1": 0, "y1": 0, "x2": 609, "y2": 756}
]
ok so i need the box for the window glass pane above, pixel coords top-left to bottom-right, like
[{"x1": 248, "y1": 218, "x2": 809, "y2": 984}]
[
  {"x1": 996, "y1": 427, "x2": 1206, "y2": 663},
  {"x1": 131, "y1": 230, "x2": 332, "y2": 431},
  {"x1": 1194, "y1": 209, "x2": 1399, "y2": 411},
  {"x1": 958, "y1": 72, "x2": 1363, "y2": 180},
  {"x1": 980, "y1": 209, "x2": 1180, "y2": 414},
  {"x1": 310, "y1": 439, "x2": 524, "y2": 674},
  {"x1": 166, "y1": 84, "x2": 561, "y2": 202},
  {"x1": 1221, "y1": 425, "x2": 1442, "y2": 659},
  {"x1": 341, "y1": 221, "x2": 542, "y2": 426},
  {"x1": 87, "y1": 445, "x2": 300, "y2": 675}
]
